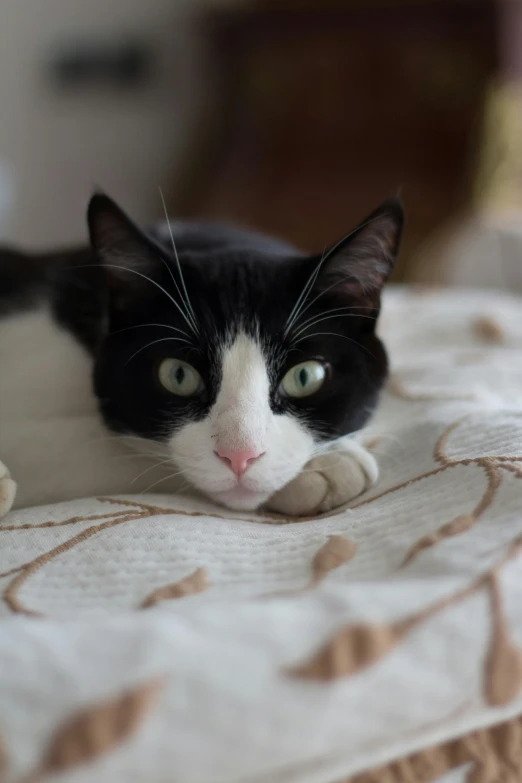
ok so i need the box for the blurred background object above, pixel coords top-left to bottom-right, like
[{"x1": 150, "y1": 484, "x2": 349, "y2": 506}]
[
  {"x1": 3, "y1": 0, "x2": 522, "y2": 288},
  {"x1": 175, "y1": 0, "x2": 497, "y2": 282},
  {"x1": 0, "y1": 0, "x2": 205, "y2": 246}
]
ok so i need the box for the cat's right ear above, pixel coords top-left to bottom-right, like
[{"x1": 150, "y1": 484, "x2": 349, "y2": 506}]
[
  {"x1": 313, "y1": 198, "x2": 404, "y2": 312},
  {"x1": 87, "y1": 193, "x2": 163, "y2": 302}
]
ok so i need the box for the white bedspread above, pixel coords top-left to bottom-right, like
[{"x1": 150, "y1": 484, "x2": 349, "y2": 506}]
[{"x1": 1, "y1": 286, "x2": 522, "y2": 783}]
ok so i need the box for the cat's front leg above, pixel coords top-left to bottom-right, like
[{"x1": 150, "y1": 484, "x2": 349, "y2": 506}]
[
  {"x1": 0, "y1": 461, "x2": 17, "y2": 518},
  {"x1": 266, "y1": 440, "x2": 378, "y2": 517}
]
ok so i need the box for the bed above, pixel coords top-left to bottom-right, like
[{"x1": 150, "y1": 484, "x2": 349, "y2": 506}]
[{"x1": 1, "y1": 286, "x2": 522, "y2": 783}]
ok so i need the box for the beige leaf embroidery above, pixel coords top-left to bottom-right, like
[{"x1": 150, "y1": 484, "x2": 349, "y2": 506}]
[
  {"x1": 402, "y1": 514, "x2": 476, "y2": 566},
  {"x1": 141, "y1": 567, "x2": 209, "y2": 608},
  {"x1": 31, "y1": 679, "x2": 162, "y2": 779},
  {"x1": 348, "y1": 715, "x2": 522, "y2": 782},
  {"x1": 474, "y1": 315, "x2": 505, "y2": 343},
  {"x1": 312, "y1": 535, "x2": 357, "y2": 583},
  {"x1": 289, "y1": 618, "x2": 415, "y2": 681},
  {"x1": 290, "y1": 537, "x2": 522, "y2": 684},
  {"x1": 485, "y1": 574, "x2": 522, "y2": 706}
]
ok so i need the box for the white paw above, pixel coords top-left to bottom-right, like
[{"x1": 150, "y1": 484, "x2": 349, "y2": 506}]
[
  {"x1": 0, "y1": 461, "x2": 17, "y2": 519},
  {"x1": 266, "y1": 442, "x2": 378, "y2": 517}
]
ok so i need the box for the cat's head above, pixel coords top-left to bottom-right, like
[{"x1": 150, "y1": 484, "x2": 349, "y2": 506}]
[{"x1": 88, "y1": 195, "x2": 403, "y2": 510}]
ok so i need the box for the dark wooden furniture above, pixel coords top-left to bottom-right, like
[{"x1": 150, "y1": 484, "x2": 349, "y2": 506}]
[{"x1": 174, "y1": 1, "x2": 498, "y2": 280}]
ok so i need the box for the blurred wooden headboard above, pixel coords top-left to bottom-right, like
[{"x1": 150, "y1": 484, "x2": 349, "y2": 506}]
[{"x1": 174, "y1": 0, "x2": 498, "y2": 282}]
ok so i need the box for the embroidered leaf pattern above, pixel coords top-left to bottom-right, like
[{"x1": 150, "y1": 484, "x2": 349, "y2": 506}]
[
  {"x1": 349, "y1": 715, "x2": 522, "y2": 782},
  {"x1": 141, "y1": 567, "x2": 209, "y2": 608},
  {"x1": 485, "y1": 574, "x2": 522, "y2": 706},
  {"x1": 402, "y1": 514, "x2": 476, "y2": 566},
  {"x1": 289, "y1": 618, "x2": 416, "y2": 680},
  {"x1": 312, "y1": 535, "x2": 357, "y2": 583},
  {"x1": 32, "y1": 679, "x2": 162, "y2": 778}
]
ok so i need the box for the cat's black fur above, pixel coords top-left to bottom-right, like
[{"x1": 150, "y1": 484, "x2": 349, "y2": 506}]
[{"x1": 0, "y1": 195, "x2": 403, "y2": 447}]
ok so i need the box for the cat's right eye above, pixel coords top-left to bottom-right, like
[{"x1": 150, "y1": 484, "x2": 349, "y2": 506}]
[
  {"x1": 158, "y1": 359, "x2": 202, "y2": 396},
  {"x1": 281, "y1": 360, "x2": 326, "y2": 398}
]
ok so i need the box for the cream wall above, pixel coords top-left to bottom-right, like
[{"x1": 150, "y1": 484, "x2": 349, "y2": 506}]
[{"x1": 0, "y1": 0, "x2": 206, "y2": 247}]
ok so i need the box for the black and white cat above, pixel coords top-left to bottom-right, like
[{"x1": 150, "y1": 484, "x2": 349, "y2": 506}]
[{"x1": 0, "y1": 194, "x2": 403, "y2": 517}]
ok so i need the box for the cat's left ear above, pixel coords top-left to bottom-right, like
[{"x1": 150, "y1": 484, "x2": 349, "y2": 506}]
[
  {"x1": 315, "y1": 198, "x2": 404, "y2": 310},
  {"x1": 88, "y1": 193, "x2": 165, "y2": 304}
]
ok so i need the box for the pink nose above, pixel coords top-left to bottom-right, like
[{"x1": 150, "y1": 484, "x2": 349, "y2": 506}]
[{"x1": 216, "y1": 447, "x2": 264, "y2": 477}]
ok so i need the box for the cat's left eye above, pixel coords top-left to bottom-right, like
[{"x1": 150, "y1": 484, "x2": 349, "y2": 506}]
[
  {"x1": 281, "y1": 360, "x2": 326, "y2": 398},
  {"x1": 158, "y1": 359, "x2": 202, "y2": 396}
]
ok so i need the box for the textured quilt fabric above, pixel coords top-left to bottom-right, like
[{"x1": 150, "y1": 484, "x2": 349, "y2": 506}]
[{"x1": 1, "y1": 286, "x2": 522, "y2": 783}]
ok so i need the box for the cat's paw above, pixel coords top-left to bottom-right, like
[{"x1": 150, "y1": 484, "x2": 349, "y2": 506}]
[
  {"x1": 0, "y1": 462, "x2": 16, "y2": 519},
  {"x1": 266, "y1": 442, "x2": 378, "y2": 517}
]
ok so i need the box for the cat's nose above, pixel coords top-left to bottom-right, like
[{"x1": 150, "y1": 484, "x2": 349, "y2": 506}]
[{"x1": 215, "y1": 447, "x2": 264, "y2": 477}]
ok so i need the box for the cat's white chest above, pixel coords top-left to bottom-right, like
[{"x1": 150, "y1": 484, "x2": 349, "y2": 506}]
[{"x1": 0, "y1": 308, "x2": 173, "y2": 507}]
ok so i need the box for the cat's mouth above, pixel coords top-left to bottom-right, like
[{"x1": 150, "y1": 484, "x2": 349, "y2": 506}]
[{"x1": 210, "y1": 484, "x2": 271, "y2": 511}]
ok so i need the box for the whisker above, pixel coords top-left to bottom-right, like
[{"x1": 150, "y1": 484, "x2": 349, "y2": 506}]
[
  {"x1": 143, "y1": 468, "x2": 191, "y2": 494},
  {"x1": 291, "y1": 331, "x2": 377, "y2": 358},
  {"x1": 292, "y1": 283, "x2": 379, "y2": 330},
  {"x1": 284, "y1": 214, "x2": 385, "y2": 335},
  {"x1": 158, "y1": 187, "x2": 199, "y2": 335},
  {"x1": 124, "y1": 336, "x2": 192, "y2": 366},
  {"x1": 106, "y1": 264, "x2": 198, "y2": 336},
  {"x1": 131, "y1": 457, "x2": 174, "y2": 485},
  {"x1": 291, "y1": 311, "x2": 376, "y2": 341},
  {"x1": 81, "y1": 432, "x2": 165, "y2": 450},
  {"x1": 117, "y1": 452, "x2": 169, "y2": 461},
  {"x1": 110, "y1": 323, "x2": 191, "y2": 340},
  {"x1": 292, "y1": 305, "x2": 376, "y2": 331},
  {"x1": 71, "y1": 263, "x2": 198, "y2": 337},
  {"x1": 284, "y1": 246, "x2": 327, "y2": 336}
]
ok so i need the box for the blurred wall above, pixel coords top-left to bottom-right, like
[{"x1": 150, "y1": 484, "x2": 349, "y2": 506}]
[{"x1": 0, "y1": 0, "x2": 206, "y2": 247}]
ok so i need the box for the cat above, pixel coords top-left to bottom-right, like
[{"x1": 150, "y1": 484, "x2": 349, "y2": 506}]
[{"x1": 0, "y1": 194, "x2": 403, "y2": 517}]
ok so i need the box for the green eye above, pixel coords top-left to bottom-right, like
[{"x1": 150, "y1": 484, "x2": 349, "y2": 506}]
[
  {"x1": 158, "y1": 359, "x2": 202, "y2": 396},
  {"x1": 281, "y1": 360, "x2": 326, "y2": 398}
]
